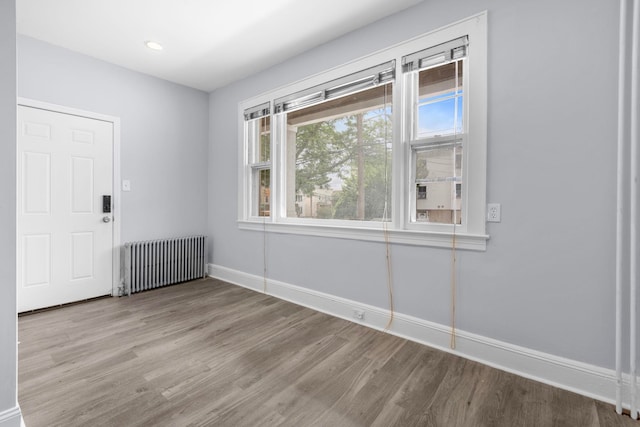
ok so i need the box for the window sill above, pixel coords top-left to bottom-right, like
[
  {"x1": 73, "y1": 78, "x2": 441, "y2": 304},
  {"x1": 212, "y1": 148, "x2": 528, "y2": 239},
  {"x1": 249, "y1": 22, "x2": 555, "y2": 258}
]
[{"x1": 238, "y1": 220, "x2": 488, "y2": 250}]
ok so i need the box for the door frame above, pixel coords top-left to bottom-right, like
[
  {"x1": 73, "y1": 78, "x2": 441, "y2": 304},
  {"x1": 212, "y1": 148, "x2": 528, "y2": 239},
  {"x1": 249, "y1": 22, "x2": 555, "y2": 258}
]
[{"x1": 17, "y1": 98, "x2": 122, "y2": 297}]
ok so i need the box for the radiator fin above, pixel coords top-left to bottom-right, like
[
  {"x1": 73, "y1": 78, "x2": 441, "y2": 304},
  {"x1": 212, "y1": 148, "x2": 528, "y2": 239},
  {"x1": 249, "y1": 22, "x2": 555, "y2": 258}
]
[{"x1": 123, "y1": 235, "x2": 207, "y2": 295}]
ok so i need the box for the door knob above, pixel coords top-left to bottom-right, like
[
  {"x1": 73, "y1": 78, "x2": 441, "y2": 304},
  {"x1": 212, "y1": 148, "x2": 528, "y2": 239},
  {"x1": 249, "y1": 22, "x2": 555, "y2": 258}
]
[{"x1": 103, "y1": 216, "x2": 111, "y2": 223}]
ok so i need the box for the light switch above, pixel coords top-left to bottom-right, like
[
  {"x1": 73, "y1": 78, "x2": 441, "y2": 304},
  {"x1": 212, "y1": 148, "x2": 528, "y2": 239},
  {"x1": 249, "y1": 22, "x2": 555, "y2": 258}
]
[{"x1": 122, "y1": 179, "x2": 131, "y2": 192}]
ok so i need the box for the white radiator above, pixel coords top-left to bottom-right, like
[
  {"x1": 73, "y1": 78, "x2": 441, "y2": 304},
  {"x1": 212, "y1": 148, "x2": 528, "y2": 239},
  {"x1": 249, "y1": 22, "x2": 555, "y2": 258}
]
[{"x1": 123, "y1": 235, "x2": 207, "y2": 295}]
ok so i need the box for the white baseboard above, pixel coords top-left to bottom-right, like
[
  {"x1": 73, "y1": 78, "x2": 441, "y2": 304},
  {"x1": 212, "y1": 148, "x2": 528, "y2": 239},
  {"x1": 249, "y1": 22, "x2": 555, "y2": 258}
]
[
  {"x1": 208, "y1": 263, "x2": 633, "y2": 410},
  {"x1": 0, "y1": 406, "x2": 23, "y2": 427}
]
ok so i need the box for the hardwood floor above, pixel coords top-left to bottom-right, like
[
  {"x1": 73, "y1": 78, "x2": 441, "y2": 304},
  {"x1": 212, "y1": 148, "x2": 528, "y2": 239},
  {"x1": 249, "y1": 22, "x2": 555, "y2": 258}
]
[{"x1": 18, "y1": 278, "x2": 636, "y2": 427}]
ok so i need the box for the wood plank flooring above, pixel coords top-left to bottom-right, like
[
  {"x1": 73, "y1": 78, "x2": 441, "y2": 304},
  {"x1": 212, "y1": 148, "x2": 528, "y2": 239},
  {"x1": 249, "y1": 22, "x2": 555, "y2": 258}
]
[{"x1": 18, "y1": 278, "x2": 637, "y2": 426}]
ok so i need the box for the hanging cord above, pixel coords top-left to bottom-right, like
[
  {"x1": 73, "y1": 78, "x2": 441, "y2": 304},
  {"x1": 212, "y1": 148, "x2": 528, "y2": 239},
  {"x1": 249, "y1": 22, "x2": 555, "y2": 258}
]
[
  {"x1": 382, "y1": 84, "x2": 395, "y2": 331},
  {"x1": 383, "y1": 218, "x2": 394, "y2": 330},
  {"x1": 263, "y1": 214, "x2": 268, "y2": 294},
  {"x1": 449, "y1": 60, "x2": 461, "y2": 350},
  {"x1": 450, "y1": 222, "x2": 457, "y2": 349},
  {"x1": 258, "y1": 115, "x2": 271, "y2": 294}
]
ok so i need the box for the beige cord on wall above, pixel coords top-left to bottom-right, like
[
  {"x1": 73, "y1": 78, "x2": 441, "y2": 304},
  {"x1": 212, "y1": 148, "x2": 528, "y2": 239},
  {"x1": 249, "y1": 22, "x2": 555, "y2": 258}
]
[
  {"x1": 383, "y1": 219, "x2": 394, "y2": 331},
  {"x1": 450, "y1": 224, "x2": 457, "y2": 349},
  {"x1": 382, "y1": 84, "x2": 395, "y2": 331},
  {"x1": 260, "y1": 114, "x2": 269, "y2": 295},
  {"x1": 449, "y1": 60, "x2": 461, "y2": 350},
  {"x1": 263, "y1": 215, "x2": 268, "y2": 294}
]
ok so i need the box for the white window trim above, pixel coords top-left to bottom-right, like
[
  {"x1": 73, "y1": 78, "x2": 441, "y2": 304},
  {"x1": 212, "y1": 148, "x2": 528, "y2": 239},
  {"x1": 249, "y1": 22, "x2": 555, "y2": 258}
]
[
  {"x1": 238, "y1": 12, "x2": 488, "y2": 250},
  {"x1": 244, "y1": 116, "x2": 272, "y2": 218}
]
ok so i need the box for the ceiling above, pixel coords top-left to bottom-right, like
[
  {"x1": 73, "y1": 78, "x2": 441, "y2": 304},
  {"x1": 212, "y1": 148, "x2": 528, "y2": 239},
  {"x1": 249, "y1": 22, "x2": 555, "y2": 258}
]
[{"x1": 16, "y1": 0, "x2": 423, "y2": 92}]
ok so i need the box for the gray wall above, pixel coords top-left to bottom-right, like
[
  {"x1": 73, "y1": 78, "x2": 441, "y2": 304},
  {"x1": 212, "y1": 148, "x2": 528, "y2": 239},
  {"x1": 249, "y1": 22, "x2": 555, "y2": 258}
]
[
  {"x1": 0, "y1": 0, "x2": 18, "y2": 423},
  {"x1": 17, "y1": 36, "x2": 210, "y2": 243},
  {"x1": 209, "y1": 0, "x2": 628, "y2": 370}
]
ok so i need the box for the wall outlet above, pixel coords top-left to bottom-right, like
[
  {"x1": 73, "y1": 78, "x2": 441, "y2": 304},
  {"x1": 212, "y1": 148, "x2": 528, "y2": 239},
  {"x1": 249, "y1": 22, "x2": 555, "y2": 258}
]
[
  {"x1": 487, "y1": 203, "x2": 501, "y2": 222},
  {"x1": 353, "y1": 309, "x2": 365, "y2": 320}
]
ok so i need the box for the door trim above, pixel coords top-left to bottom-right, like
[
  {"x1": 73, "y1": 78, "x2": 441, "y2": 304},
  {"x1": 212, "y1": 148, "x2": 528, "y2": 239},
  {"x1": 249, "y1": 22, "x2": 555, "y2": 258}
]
[{"x1": 17, "y1": 98, "x2": 122, "y2": 297}]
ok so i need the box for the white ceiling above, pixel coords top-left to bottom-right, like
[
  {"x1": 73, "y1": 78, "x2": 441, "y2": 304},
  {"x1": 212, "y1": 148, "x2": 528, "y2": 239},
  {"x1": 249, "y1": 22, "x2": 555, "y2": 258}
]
[{"x1": 17, "y1": 0, "x2": 423, "y2": 92}]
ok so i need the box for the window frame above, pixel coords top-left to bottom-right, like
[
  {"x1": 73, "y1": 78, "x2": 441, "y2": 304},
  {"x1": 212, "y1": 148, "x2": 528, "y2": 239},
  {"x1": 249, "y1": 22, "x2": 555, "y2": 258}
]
[
  {"x1": 278, "y1": 75, "x2": 394, "y2": 226},
  {"x1": 242, "y1": 103, "x2": 272, "y2": 219},
  {"x1": 238, "y1": 12, "x2": 488, "y2": 250}
]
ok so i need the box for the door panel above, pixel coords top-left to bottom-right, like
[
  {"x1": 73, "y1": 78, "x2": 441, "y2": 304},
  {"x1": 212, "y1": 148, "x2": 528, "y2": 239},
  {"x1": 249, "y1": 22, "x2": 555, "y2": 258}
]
[
  {"x1": 17, "y1": 106, "x2": 114, "y2": 312},
  {"x1": 71, "y1": 232, "x2": 94, "y2": 280},
  {"x1": 22, "y1": 234, "x2": 51, "y2": 287},
  {"x1": 22, "y1": 152, "x2": 51, "y2": 214},
  {"x1": 71, "y1": 157, "x2": 94, "y2": 213}
]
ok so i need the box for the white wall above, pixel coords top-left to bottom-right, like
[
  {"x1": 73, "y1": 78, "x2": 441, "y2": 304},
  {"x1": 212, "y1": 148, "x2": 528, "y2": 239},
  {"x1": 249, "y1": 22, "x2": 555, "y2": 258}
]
[
  {"x1": 0, "y1": 1, "x2": 21, "y2": 425},
  {"x1": 17, "y1": 36, "x2": 210, "y2": 243},
  {"x1": 209, "y1": 0, "x2": 629, "y2": 373}
]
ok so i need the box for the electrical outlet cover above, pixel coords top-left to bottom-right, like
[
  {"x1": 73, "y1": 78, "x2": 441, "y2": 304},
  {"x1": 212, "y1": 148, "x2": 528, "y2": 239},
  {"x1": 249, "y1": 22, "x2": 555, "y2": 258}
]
[{"x1": 487, "y1": 203, "x2": 501, "y2": 222}]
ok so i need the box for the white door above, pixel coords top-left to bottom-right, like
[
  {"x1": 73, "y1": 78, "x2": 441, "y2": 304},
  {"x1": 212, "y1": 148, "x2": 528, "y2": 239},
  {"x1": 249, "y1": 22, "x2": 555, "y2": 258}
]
[{"x1": 17, "y1": 105, "x2": 114, "y2": 312}]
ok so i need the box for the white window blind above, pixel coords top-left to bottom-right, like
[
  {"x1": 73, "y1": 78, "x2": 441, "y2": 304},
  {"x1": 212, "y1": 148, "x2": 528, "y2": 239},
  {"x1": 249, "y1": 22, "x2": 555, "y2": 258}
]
[
  {"x1": 274, "y1": 61, "x2": 395, "y2": 114},
  {"x1": 402, "y1": 36, "x2": 468, "y2": 72},
  {"x1": 244, "y1": 102, "x2": 270, "y2": 121}
]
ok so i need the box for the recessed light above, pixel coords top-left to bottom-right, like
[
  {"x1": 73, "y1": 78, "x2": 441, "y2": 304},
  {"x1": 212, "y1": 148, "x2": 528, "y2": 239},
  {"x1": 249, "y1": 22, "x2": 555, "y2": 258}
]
[{"x1": 144, "y1": 40, "x2": 163, "y2": 51}]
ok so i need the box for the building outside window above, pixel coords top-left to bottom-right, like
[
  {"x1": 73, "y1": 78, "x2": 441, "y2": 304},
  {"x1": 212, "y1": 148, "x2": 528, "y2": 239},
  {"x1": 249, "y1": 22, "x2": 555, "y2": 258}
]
[{"x1": 404, "y1": 37, "x2": 466, "y2": 226}]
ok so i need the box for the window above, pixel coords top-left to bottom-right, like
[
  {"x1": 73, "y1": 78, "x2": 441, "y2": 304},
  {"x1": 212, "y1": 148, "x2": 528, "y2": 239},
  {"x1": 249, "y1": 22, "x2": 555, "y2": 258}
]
[
  {"x1": 239, "y1": 13, "x2": 487, "y2": 249},
  {"x1": 404, "y1": 38, "x2": 467, "y2": 226},
  {"x1": 277, "y1": 63, "x2": 393, "y2": 222},
  {"x1": 244, "y1": 103, "x2": 271, "y2": 217}
]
